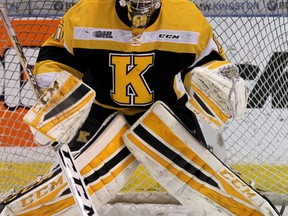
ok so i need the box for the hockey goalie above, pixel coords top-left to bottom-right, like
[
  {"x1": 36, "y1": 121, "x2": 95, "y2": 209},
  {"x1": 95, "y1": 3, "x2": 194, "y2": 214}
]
[{"x1": 0, "y1": 0, "x2": 282, "y2": 215}]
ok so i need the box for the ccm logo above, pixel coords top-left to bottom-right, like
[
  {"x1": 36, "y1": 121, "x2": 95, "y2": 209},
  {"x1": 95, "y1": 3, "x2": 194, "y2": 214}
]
[
  {"x1": 21, "y1": 175, "x2": 64, "y2": 207},
  {"x1": 158, "y1": 34, "x2": 180, "y2": 39},
  {"x1": 219, "y1": 168, "x2": 257, "y2": 198}
]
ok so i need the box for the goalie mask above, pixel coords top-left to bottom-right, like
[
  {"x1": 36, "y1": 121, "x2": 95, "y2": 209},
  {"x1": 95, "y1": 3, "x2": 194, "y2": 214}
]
[{"x1": 119, "y1": 0, "x2": 161, "y2": 28}]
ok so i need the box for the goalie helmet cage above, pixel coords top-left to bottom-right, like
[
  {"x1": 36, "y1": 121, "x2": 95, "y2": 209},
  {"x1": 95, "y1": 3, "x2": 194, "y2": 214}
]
[{"x1": 0, "y1": 0, "x2": 287, "y2": 214}]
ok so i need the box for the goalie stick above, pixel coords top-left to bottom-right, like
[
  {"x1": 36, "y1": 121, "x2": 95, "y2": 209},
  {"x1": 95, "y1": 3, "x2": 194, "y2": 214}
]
[{"x1": 0, "y1": 4, "x2": 98, "y2": 216}]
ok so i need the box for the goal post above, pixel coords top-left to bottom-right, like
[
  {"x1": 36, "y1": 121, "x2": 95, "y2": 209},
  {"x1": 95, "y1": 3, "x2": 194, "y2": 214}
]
[{"x1": 0, "y1": 0, "x2": 287, "y2": 213}]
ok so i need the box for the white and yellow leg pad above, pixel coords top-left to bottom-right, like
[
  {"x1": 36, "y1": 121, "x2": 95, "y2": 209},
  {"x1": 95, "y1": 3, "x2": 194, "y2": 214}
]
[
  {"x1": 123, "y1": 101, "x2": 279, "y2": 216},
  {"x1": 1, "y1": 114, "x2": 139, "y2": 216},
  {"x1": 23, "y1": 71, "x2": 96, "y2": 145}
]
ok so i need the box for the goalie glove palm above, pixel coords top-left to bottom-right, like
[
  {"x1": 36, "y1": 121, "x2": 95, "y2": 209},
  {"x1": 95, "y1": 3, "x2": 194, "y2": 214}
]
[
  {"x1": 24, "y1": 71, "x2": 96, "y2": 145},
  {"x1": 185, "y1": 61, "x2": 247, "y2": 129}
]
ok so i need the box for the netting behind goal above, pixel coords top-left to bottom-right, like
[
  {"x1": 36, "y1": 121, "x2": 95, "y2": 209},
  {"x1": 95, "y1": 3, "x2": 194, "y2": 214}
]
[{"x1": 0, "y1": 0, "x2": 287, "y2": 208}]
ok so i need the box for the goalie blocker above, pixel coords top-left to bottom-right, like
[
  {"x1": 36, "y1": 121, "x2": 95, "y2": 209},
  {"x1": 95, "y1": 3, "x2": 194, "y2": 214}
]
[
  {"x1": 23, "y1": 71, "x2": 96, "y2": 146},
  {"x1": 123, "y1": 101, "x2": 280, "y2": 216}
]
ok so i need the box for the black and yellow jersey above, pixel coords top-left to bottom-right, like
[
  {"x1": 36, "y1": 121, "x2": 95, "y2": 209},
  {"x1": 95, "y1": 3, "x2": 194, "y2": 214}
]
[{"x1": 35, "y1": 0, "x2": 225, "y2": 115}]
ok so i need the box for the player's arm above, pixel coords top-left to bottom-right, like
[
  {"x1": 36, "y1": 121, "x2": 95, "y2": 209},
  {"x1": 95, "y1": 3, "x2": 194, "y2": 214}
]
[
  {"x1": 34, "y1": 18, "x2": 86, "y2": 90},
  {"x1": 28, "y1": 17, "x2": 93, "y2": 145}
]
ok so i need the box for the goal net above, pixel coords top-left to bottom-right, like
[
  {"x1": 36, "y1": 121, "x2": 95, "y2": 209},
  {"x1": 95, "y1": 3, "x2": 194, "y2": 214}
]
[{"x1": 0, "y1": 0, "x2": 287, "y2": 214}]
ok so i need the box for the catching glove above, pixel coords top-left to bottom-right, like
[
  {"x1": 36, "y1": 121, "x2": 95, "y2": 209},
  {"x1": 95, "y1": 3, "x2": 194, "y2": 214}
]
[{"x1": 185, "y1": 61, "x2": 247, "y2": 129}]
